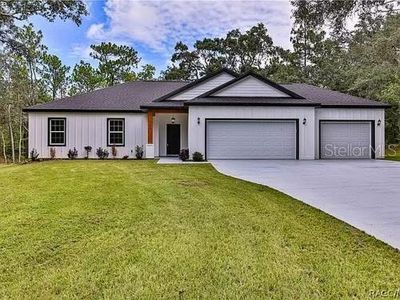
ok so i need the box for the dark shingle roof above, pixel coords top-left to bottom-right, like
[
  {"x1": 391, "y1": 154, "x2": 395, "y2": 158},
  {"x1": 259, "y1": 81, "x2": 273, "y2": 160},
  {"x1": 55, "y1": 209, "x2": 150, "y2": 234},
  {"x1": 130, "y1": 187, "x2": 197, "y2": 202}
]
[
  {"x1": 281, "y1": 84, "x2": 389, "y2": 108},
  {"x1": 24, "y1": 76, "x2": 389, "y2": 112},
  {"x1": 24, "y1": 80, "x2": 188, "y2": 112}
]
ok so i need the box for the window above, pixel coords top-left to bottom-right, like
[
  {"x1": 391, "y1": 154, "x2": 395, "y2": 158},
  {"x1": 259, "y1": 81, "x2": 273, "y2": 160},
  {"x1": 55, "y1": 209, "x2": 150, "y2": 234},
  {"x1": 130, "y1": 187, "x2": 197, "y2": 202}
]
[
  {"x1": 107, "y1": 118, "x2": 125, "y2": 146},
  {"x1": 48, "y1": 118, "x2": 66, "y2": 146}
]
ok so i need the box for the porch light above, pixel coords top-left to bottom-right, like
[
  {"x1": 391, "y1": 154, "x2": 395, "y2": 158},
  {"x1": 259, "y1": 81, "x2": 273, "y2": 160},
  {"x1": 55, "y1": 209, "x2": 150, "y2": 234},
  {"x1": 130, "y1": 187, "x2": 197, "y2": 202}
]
[
  {"x1": 171, "y1": 116, "x2": 176, "y2": 124},
  {"x1": 377, "y1": 119, "x2": 381, "y2": 126},
  {"x1": 303, "y1": 118, "x2": 307, "y2": 125},
  {"x1": 197, "y1": 117, "x2": 200, "y2": 125}
]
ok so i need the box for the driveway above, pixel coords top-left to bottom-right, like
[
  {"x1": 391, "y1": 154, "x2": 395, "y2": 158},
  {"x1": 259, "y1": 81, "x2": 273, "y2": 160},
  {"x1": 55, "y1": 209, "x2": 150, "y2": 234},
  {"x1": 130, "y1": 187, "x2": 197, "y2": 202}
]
[{"x1": 211, "y1": 160, "x2": 400, "y2": 249}]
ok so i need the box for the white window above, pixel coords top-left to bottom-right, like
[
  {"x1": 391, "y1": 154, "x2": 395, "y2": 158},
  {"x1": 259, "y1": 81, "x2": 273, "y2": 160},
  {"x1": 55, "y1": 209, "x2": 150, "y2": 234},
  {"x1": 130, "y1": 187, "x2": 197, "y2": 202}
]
[
  {"x1": 108, "y1": 118, "x2": 125, "y2": 146},
  {"x1": 48, "y1": 118, "x2": 66, "y2": 146}
]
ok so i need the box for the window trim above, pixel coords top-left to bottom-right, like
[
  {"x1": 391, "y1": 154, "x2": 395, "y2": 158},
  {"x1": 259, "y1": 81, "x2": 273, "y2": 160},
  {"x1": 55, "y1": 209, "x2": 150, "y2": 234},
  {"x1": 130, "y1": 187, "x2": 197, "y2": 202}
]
[
  {"x1": 107, "y1": 118, "x2": 125, "y2": 147},
  {"x1": 48, "y1": 118, "x2": 66, "y2": 147}
]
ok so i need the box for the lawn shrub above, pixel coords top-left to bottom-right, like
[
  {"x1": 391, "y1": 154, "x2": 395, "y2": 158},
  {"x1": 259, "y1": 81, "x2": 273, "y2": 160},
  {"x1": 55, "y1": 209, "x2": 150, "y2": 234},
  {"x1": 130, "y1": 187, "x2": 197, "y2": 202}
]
[
  {"x1": 179, "y1": 149, "x2": 189, "y2": 161},
  {"x1": 96, "y1": 147, "x2": 109, "y2": 159},
  {"x1": 135, "y1": 145, "x2": 144, "y2": 159},
  {"x1": 84, "y1": 146, "x2": 92, "y2": 159},
  {"x1": 192, "y1": 151, "x2": 204, "y2": 161},
  {"x1": 67, "y1": 148, "x2": 78, "y2": 159},
  {"x1": 30, "y1": 148, "x2": 39, "y2": 161},
  {"x1": 49, "y1": 148, "x2": 56, "y2": 159},
  {"x1": 111, "y1": 145, "x2": 117, "y2": 159}
]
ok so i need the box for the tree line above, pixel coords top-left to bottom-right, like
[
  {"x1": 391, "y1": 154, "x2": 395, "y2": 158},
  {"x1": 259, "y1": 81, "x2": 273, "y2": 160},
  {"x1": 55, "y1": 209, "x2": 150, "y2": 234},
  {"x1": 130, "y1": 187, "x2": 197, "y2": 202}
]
[{"x1": 1, "y1": 0, "x2": 399, "y2": 162}]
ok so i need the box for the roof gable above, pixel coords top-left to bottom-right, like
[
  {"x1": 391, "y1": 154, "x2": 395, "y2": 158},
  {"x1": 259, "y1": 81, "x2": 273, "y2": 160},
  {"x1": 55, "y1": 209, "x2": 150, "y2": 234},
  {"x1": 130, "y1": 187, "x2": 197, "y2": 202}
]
[
  {"x1": 200, "y1": 71, "x2": 304, "y2": 99},
  {"x1": 155, "y1": 68, "x2": 238, "y2": 101}
]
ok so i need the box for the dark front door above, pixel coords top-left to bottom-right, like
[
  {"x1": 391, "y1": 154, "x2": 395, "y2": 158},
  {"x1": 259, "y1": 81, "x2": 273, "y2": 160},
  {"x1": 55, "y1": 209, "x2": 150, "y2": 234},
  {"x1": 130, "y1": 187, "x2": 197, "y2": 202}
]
[{"x1": 167, "y1": 124, "x2": 180, "y2": 155}]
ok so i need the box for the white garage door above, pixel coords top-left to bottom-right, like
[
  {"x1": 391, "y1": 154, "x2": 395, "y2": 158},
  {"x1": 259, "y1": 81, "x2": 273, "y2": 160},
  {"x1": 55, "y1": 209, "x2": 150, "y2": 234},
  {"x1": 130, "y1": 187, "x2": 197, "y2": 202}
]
[
  {"x1": 320, "y1": 121, "x2": 373, "y2": 159},
  {"x1": 206, "y1": 120, "x2": 297, "y2": 159}
]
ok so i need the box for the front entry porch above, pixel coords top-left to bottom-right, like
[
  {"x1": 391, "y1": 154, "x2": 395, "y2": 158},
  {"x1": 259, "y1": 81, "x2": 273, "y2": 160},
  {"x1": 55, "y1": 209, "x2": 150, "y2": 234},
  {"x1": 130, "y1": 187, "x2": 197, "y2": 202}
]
[{"x1": 145, "y1": 109, "x2": 188, "y2": 158}]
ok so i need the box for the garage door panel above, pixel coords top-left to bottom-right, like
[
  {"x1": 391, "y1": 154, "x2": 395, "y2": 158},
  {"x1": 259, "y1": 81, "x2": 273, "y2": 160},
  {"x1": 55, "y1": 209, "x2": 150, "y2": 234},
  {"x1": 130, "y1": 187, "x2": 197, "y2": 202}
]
[
  {"x1": 207, "y1": 120, "x2": 297, "y2": 159},
  {"x1": 320, "y1": 121, "x2": 372, "y2": 159}
]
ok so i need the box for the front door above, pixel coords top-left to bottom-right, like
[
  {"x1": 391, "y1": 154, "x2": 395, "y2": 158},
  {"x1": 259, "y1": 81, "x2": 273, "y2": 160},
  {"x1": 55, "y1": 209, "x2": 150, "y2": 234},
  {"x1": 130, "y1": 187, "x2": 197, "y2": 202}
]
[{"x1": 167, "y1": 124, "x2": 180, "y2": 155}]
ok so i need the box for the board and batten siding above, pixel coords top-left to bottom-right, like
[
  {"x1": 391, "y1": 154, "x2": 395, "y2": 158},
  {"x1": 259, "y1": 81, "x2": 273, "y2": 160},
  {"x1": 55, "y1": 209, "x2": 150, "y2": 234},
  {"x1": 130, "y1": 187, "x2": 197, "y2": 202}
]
[
  {"x1": 28, "y1": 112, "x2": 147, "y2": 159},
  {"x1": 211, "y1": 76, "x2": 289, "y2": 97},
  {"x1": 315, "y1": 108, "x2": 385, "y2": 159},
  {"x1": 188, "y1": 106, "x2": 316, "y2": 160},
  {"x1": 168, "y1": 72, "x2": 235, "y2": 100}
]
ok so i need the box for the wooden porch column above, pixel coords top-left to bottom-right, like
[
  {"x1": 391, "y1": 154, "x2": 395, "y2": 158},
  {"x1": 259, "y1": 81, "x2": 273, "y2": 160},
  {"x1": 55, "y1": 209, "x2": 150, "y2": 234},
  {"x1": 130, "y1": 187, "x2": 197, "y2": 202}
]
[{"x1": 147, "y1": 111, "x2": 154, "y2": 144}]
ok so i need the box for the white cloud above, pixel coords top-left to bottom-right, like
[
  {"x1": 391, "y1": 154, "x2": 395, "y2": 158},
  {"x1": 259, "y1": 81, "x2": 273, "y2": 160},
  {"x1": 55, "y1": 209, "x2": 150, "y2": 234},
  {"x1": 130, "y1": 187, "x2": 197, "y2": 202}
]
[
  {"x1": 70, "y1": 44, "x2": 93, "y2": 62},
  {"x1": 87, "y1": 23, "x2": 106, "y2": 39},
  {"x1": 88, "y1": 0, "x2": 293, "y2": 53}
]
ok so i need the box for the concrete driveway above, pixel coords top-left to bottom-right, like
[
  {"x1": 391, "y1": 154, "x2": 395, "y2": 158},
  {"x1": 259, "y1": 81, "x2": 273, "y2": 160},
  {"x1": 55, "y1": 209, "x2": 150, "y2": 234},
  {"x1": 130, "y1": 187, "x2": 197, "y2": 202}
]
[{"x1": 211, "y1": 160, "x2": 400, "y2": 249}]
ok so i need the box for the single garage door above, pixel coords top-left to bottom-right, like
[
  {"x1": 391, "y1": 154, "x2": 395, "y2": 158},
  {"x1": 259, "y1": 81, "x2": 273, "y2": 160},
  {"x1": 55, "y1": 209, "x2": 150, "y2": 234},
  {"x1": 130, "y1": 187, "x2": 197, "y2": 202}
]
[
  {"x1": 206, "y1": 120, "x2": 297, "y2": 159},
  {"x1": 320, "y1": 121, "x2": 374, "y2": 159}
]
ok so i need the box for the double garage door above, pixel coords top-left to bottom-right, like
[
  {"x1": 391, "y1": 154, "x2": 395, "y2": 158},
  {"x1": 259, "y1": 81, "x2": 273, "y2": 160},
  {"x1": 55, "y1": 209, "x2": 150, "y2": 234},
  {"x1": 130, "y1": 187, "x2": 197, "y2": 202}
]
[
  {"x1": 205, "y1": 119, "x2": 375, "y2": 160},
  {"x1": 206, "y1": 120, "x2": 298, "y2": 159}
]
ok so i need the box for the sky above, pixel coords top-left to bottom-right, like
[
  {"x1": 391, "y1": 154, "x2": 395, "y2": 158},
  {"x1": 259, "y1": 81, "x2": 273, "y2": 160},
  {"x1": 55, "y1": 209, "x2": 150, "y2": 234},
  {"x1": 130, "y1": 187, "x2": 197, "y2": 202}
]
[{"x1": 31, "y1": 0, "x2": 294, "y2": 75}]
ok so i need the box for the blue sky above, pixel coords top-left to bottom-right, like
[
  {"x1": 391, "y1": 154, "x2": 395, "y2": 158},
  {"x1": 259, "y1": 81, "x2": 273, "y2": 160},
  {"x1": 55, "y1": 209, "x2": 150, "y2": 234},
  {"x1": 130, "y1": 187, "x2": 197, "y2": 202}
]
[{"x1": 31, "y1": 0, "x2": 293, "y2": 75}]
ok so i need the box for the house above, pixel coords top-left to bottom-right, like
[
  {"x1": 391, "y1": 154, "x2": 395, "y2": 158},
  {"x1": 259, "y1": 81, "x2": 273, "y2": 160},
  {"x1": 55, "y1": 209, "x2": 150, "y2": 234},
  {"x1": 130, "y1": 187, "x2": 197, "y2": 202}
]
[{"x1": 24, "y1": 69, "x2": 389, "y2": 160}]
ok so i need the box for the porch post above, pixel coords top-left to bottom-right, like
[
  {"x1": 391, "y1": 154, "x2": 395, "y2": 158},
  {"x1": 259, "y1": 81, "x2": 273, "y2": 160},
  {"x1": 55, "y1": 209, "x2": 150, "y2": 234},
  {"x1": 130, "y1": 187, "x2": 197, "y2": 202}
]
[
  {"x1": 147, "y1": 111, "x2": 153, "y2": 144},
  {"x1": 145, "y1": 111, "x2": 155, "y2": 158}
]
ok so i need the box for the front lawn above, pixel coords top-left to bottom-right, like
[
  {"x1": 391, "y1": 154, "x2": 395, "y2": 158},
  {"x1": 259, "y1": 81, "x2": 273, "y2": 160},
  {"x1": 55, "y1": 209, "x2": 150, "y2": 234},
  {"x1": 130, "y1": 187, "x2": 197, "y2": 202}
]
[
  {"x1": 386, "y1": 145, "x2": 400, "y2": 161},
  {"x1": 0, "y1": 161, "x2": 399, "y2": 299}
]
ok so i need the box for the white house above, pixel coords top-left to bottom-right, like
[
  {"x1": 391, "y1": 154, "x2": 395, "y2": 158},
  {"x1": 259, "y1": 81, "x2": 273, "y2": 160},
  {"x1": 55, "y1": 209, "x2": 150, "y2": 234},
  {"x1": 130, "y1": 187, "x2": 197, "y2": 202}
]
[{"x1": 24, "y1": 69, "x2": 389, "y2": 160}]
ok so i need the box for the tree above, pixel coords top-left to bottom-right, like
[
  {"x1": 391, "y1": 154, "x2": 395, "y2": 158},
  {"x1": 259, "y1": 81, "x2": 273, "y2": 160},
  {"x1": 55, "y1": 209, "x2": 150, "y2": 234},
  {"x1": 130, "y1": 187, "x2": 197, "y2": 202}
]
[
  {"x1": 168, "y1": 41, "x2": 202, "y2": 80},
  {"x1": 291, "y1": 0, "x2": 399, "y2": 39},
  {"x1": 137, "y1": 64, "x2": 156, "y2": 80},
  {"x1": 90, "y1": 42, "x2": 140, "y2": 86},
  {"x1": 290, "y1": 0, "x2": 326, "y2": 81},
  {"x1": 70, "y1": 61, "x2": 105, "y2": 95},
  {"x1": 344, "y1": 15, "x2": 400, "y2": 143},
  {"x1": 162, "y1": 23, "x2": 279, "y2": 80},
  {"x1": 8, "y1": 24, "x2": 47, "y2": 106},
  {"x1": 0, "y1": 0, "x2": 88, "y2": 48},
  {"x1": 41, "y1": 53, "x2": 70, "y2": 100}
]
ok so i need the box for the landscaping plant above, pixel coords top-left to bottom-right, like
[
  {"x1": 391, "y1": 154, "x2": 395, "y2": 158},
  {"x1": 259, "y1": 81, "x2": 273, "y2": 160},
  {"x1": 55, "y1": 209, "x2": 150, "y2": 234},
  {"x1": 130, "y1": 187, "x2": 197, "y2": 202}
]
[
  {"x1": 30, "y1": 149, "x2": 39, "y2": 161},
  {"x1": 49, "y1": 148, "x2": 56, "y2": 159},
  {"x1": 135, "y1": 145, "x2": 144, "y2": 159},
  {"x1": 67, "y1": 148, "x2": 78, "y2": 159},
  {"x1": 179, "y1": 149, "x2": 189, "y2": 161},
  {"x1": 111, "y1": 145, "x2": 117, "y2": 159},
  {"x1": 192, "y1": 151, "x2": 204, "y2": 162},
  {"x1": 96, "y1": 147, "x2": 109, "y2": 159},
  {"x1": 84, "y1": 146, "x2": 92, "y2": 159}
]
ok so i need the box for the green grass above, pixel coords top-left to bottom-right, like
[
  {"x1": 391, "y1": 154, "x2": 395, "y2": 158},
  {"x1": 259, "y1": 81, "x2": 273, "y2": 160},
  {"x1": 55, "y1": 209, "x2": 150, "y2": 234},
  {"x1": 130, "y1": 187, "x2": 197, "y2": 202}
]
[
  {"x1": 386, "y1": 146, "x2": 400, "y2": 161},
  {"x1": 0, "y1": 161, "x2": 399, "y2": 299}
]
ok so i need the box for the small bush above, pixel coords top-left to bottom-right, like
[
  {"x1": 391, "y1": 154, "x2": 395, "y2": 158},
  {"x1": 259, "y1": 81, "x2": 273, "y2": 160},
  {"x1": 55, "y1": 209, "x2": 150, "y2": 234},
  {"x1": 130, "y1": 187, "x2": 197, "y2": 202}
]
[
  {"x1": 192, "y1": 152, "x2": 204, "y2": 162},
  {"x1": 179, "y1": 149, "x2": 189, "y2": 161},
  {"x1": 30, "y1": 149, "x2": 39, "y2": 161},
  {"x1": 111, "y1": 145, "x2": 117, "y2": 159},
  {"x1": 96, "y1": 147, "x2": 109, "y2": 159},
  {"x1": 84, "y1": 146, "x2": 92, "y2": 159},
  {"x1": 49, "y1": 148, "x2": 56, "y2": 159},
  {"x1": 122, "y1": 155, "x2": 129, "y2": 160},
  {"x1": 135, "y1": 145, "x2": 144, "y2": 159},
  {"x1": 67, "y1": 148, "x2": 78, "y2": 159}
]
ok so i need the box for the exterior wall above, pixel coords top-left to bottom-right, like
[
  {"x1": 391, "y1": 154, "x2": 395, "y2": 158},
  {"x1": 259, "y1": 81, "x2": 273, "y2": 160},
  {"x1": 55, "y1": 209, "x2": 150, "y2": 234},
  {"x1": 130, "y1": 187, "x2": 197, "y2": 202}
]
[
  {"x1": 315, "y1": 108, "x2": 385, "y2": 158},
  {"x1": 168, "y1": 72, "x2": 234, "y2": 100},
  {"x1": 28, "y1": 112, "x2": 147, "y2": 159},
  {"x1": 188, "y1": 106, "x2": 316, "y2": 160},
  {"x1": 212, "y1": 76, "x2": 288, "y2": 97},
  {"x1": 153, "y1": 113, "x2": 188, "y2": 156}
]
